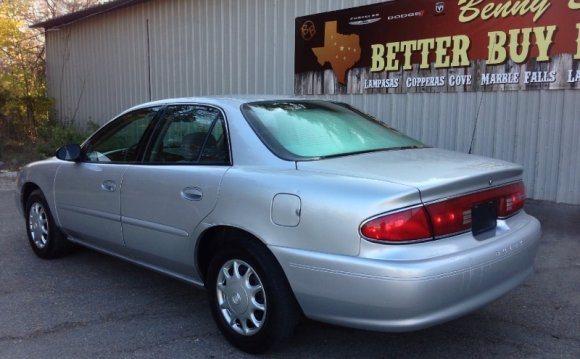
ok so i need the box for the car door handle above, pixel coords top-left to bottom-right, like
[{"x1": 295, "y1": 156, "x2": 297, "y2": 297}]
[
  {"x1": 181, "y1": 187, "x2": 203, "y2": 201},
  {"x1": 101, "y1": 180, "x2": 117, "y2": 192}
]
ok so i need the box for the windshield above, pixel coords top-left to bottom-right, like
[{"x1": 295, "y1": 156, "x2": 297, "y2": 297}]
[{"x1": 241, "y1": 101, "x2": 424, "y2": 161}]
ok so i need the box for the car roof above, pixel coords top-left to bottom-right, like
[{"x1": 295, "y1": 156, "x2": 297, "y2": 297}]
[{"x1": 123, "y1": 95, "x2": 312, "y2": 113}]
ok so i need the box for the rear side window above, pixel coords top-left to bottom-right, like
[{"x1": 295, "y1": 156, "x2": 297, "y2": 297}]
[
  {"x1": 145, "y1": 105, "x2": 229, "y2": 164},
  {"x1": 241, "y1": 101, "x2": 423, "y2": 161}
]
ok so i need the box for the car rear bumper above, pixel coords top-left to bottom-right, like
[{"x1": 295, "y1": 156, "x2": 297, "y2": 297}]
[{"x1": 270, "y1": 211, "x2": 541, "y2": 332}]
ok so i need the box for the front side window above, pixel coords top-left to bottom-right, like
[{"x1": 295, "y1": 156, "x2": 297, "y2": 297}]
[
  {"x1": 83, "y1": 107, "x2": 161, "y2": 163},
  {"x1": 241, "y1": 101, "x2": 424, "y2": 161},
  {"x1": 145, "y1": 105, "x2": 229, "y2": 164}
]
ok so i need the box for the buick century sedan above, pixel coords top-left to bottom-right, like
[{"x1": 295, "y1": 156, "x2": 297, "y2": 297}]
[{"x1": 16, "y1": 97, "x2": 541, "y2": 353}]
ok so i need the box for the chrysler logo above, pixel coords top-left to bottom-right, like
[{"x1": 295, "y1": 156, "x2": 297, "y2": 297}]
[
  {"x1": 435, "y1": 2, "x2": 445, "y2": 14},
  {"x1": 349, "y1": 13, "x2": 381, "y2": 26}
]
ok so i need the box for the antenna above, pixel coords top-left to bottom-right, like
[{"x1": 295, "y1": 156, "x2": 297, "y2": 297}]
[{"x1": 468, "y1": 92, "x2": 485, "y2": 154}]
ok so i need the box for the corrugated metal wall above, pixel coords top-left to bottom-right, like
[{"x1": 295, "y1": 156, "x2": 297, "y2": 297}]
[{"x1": 44, "y1": 0, "x2": 580, "y2": 204}]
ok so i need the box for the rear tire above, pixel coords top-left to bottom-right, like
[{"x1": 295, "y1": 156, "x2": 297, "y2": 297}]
[
  {"x1": 25, "y1": 190, "x2": 71, "y2": 259},
  {"x1": 206, "y1": 238, "x2": 300, "y2": 354}
]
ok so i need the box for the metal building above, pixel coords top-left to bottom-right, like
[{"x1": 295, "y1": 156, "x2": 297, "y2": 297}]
[{"x1": 33, "y1": 0, "x2": 580, "y2": 204}]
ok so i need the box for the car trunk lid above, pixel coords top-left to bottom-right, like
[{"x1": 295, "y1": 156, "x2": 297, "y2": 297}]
[{"x1": 296, "y1": 148, "x2": 523, "y2": 203}]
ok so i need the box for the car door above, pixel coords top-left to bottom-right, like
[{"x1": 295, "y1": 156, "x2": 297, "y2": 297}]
[
  {"x1": 54, "y1": 106, "x2": 161, "y2": 252},
  {"x1": 120, "y1": 104, "x2": 231, "y2": 277}
]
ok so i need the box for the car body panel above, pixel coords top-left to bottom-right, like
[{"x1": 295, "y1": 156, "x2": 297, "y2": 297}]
[
  {"x1": 54, "y1": 161, "x2": 126, "y2": 249},
  {"x1": 16, "y1": 158, "x2": 62, "y2": 219},
  {"x1": 206, "y1": 167, "x2": 422, "y2": 256},
  {"x1": 120, "y1": 165, "x2": 229, "y2": 276},
  {"x1": 271, "y1": 211, "x2": 540, "y2": 331}
]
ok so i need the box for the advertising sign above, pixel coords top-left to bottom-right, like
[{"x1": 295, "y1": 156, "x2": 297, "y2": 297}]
[{"x1": 295, "y1": 0, "x2": 580, "y2": 94}]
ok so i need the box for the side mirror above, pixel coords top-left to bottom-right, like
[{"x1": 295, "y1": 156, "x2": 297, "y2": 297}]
[{"x1": 56, "y1": 144, "x2": 83, "y2": 161}]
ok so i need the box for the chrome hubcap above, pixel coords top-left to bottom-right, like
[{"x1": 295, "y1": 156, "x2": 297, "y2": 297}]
[
  {"x1": 216, "y1": 259, "x2": 266, "y2": 336},
  {"x1": 28, "y1": 202, "x2": 49, "y2": 249}
]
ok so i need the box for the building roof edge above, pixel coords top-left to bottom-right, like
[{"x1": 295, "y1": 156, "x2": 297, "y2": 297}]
[{"x1": 31, "y1": 0, "x2": 149, "y2": 29}]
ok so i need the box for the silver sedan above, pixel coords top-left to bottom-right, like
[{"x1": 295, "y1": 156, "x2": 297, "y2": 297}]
[{"x1": 15, "y1": 97, "x2": 541, "y2": 353}]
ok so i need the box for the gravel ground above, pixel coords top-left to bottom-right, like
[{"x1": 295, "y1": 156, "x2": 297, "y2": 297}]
[{"x1": 0, "y1": 171, "x2": 16, "y2": 191}]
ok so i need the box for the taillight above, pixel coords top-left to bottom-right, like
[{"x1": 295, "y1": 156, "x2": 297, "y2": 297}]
[
  {"x1": 361, "y1": 182, "x2": 526, "y2": 243},
  {"x1": 425, "y1": 196, "x2": 474, "y2": 237},
  {"x1": 360, "y1": 207, "x2": 432, "y2": 242},
  {"x1": 496, "y1": 182, "x2": 526, "y2": 217}
]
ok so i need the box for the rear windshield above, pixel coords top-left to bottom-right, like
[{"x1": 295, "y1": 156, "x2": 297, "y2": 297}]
[{"x1": 241, "y1": 100, "x2": 424, "y2": 161}]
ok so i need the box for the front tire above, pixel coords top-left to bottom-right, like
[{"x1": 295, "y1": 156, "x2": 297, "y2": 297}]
[
  {"x1": 25, "y1": 190, "x2": 70, "y2": 259},
  {"x1": 206, "y1": 239, "x2": 300, "y2": 354}
]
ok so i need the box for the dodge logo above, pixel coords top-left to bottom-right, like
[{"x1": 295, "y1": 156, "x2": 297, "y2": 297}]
[
  {"x1": 435, "y1": 2, "x2": 445, "y2": 14},
  {"x1": 387, "y1": 10, "x2": 424, "y2": 21}
]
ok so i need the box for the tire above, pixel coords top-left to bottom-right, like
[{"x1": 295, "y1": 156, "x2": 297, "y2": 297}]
[
  {"x1": 25, "y1": 189, "x2": 71, "y2": 259},
  {"x1": 206, "y1": 239, "x2": 301, "y2": 354}
]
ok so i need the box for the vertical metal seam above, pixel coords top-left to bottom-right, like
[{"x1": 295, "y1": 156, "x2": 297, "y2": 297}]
[{"x1": 146, "y1": 18, "x2": 152, "y2": 101}]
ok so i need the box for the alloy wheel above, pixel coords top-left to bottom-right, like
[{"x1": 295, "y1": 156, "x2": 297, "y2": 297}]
[
  {"x1": 216, "y1": 259, "x2": 267, "y2": 336},
  {"x1": 28, "y1": 202, "x2": 49, "y2": 249}
]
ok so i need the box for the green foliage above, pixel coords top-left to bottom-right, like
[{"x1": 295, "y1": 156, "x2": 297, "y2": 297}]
[
  {"x1": 36, "y1": 119, "x2": 91, "y2": 158},
  {"x1": 0, "y1": 0, "x2": 49, "y2": 145},
  {"x1": 0, "y1": 0, "x2": 107, "y2": 170},
  {"x1": 0, "y1": 118, "x2": 91, "y2": 169}
]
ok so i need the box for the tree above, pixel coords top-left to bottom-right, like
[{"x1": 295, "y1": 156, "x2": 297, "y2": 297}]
[
  {"x1": 0, "y1": 0, "x2": 109, "y2": 166},
  {"x1": 0, "y1": 0, "x2": 47, "y2": 140},
  {"x1": 0, "y1": 0, "x2": 108, "y2": 142},
  {"x1": 35, "y1": 0, "x2": 108, "y2": 20}
]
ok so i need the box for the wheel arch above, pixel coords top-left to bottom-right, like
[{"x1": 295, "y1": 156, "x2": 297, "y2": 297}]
[
  {"x1": 196, "y1": 226, "x2": 266, "y2": 284},
  {"x1": 195, "y1": 225, "x2": 298, "y2": 306},
  {"x1": 20, "y1": 182, "x2": 41, "y2": 214}
]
